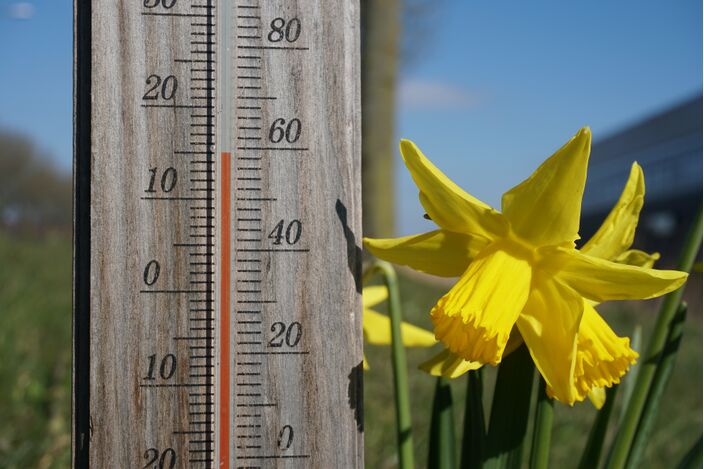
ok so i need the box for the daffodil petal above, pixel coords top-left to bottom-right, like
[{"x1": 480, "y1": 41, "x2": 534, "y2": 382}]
[
  {"x1": 363, "y1": 229, "x2": 488, "y2": 277},
  {"x1": 516, "y1": 277, "x2": 583, "y2": 405},
  {"x1": 363, "y1": 309, "x2": 392, "y2": 345},
  {"x1": 582, "y1": 163, "x2": 645, "y2": 259},
  {"x1": 419, "y1": 349, "x2": 481, "y2": 379},
  {"x1": 501, "y1": 128, "x2": 591, "y2": 246},
  {"x1": 362, "y1": 285, "x2": 388, "y2": 308},
  {"x1": 549, "y1": 246, "x2": 688, "y2": 302},
  {"x1": 588, "y1": 387, "x2": 606, "y2": 410},
  {"x1": 400, "y1": 140, "x2": 508, "y2": 239},
  {"x1": 400, "y1": 322, "x2": 438, "y2": 347},
  {"x1": 612, "y1": 249, "x2": 660, "y2": 269},
  {"x1": 430, "y1": 244, "x2": 532, "y2": 365},
  {"x1": 574, "y1": 302, "x2": 638, "y2": 401},
  {"x1": 363, "y1": 355, "x2": 369, "y2": 370},
  {"x1": 363, "y1": 309, "x2": 436, "y2": 347},
  {"x1": 419, "y1": 327, "x2": 525, "y2": 379}
]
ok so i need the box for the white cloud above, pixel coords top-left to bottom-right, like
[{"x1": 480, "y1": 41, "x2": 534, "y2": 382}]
[
  {"x1": 8, "y1": 2, "x2": 35, "y2": 20},
  {"x1": 398, "y1": 79, "x2": 481, "y2": 111}
]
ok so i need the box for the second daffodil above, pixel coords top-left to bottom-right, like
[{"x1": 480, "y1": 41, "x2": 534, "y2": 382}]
[
  {"x1": 362, "y1": 285, "x2": 437, "y2": 369},
  {"x1": 363, "y1": 128, "x2": 688, "y2": 405}
]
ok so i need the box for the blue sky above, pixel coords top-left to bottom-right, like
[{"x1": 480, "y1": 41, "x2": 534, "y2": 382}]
[
  {"x1": 0, "y1": 1, "x2": 71, "y2": 170},
  {"x1": 0, "y1": 1, "x2": 700, "y2": 234},
  {"x1": 396, "y1": 1, "x2": 702, "y2": 234}
]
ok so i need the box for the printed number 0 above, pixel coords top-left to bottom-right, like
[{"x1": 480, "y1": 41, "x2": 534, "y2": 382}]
[
  {"x1": 143, "y1": 260, "x2": 160, "y2": 286},
  {"x1": 278, "y1": 425, "x2": 294, "y2": 450}
]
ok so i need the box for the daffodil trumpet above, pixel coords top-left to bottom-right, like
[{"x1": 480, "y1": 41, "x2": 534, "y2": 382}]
[{"x1": 364, "y1": 128, "x2": 688, "y2": 405}]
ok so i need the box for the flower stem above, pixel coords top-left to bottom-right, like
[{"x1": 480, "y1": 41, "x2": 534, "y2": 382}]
[
  {"x1": 529, "y1": 378, "x2": 553, "y2": 469},
  {"x1": 607, "y1": 210, "x2": 702, "y2": 469},
  {"x1": 364, "y1": 261, "x2": 415, "y2": 469},
  {"x1": 617, "y1": 326, "x2": 642, "y2": 424},
  {"x1": 460, "y1": 370, "x2": 485, "y2": 469}
]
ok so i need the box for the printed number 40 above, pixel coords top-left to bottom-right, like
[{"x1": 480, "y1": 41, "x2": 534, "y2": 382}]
[{"x1": 268, "y1": 219, "x2": 302, "y2": 245}]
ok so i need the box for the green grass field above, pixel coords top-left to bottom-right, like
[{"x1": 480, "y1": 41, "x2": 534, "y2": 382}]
[
  {"x1": 0, "y1": 234, "x2": 71, "y2": 468},
  {"x1": 0, "y1": 234, "x2": 700, "y2": 468}
]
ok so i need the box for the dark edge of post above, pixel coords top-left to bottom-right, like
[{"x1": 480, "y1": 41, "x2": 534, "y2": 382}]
[{"x1": 73, "y1": 0, "x2": 91, "y2": 467}]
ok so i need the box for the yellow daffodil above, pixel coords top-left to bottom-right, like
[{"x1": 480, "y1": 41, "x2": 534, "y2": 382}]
[
  {"x1": 362, "y1": 285, "x2": 437, "y2": 369},
  {"x1": 363, "y1": 129, "x2": 688, "y2": 404},
  {"x1": 420, "y1": 162, "x2": 660, "y2": 408}
]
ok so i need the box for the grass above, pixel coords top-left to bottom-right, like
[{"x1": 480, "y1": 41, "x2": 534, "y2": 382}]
[
  {"x1": 0, "y1": 234, "x2": 72, "y2": 468},
  {"x1": 0, "y1": 234, "x2": 699, "y2": 468}
]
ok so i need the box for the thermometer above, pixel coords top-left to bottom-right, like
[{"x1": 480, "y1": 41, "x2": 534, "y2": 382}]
[{"x1": 73, "y1": 0, "x2": 362, "y2": 467}]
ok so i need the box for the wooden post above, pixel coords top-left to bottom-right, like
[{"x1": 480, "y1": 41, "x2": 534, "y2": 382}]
[
  {"x1": 74, "y1": 0, "x2": 362, "y2": 467},
  {"x1": 360, "y1": 0, "x2": 399, "y2": 238}
]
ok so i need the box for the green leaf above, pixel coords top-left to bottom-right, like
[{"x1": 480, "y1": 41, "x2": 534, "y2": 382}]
[
  {"x1": 484, "y1": 345, "x2": 535, "y2": 469},
  {"x1": 676, "y1": 436, "x2": 703, "y2": 469},
  {"x1": 460, "y1": 370, "x2": 485, "y2": 469},
  {"x1": 428, "y1": 377, "x2": 457, "y2": 469},
  {"x1": 625, "y1": 302, "x2": 688, "y2": 469},
  {"x1": 578, "y1": 385, "x2": 619, "y2": 469},
  {"x1": 607, "y1": 210, "x2": 702, "y2": 469},
  {"x1": 529, "y1": 378, "x2": 553, "y2": 469},
  {"x1": 618, "y1": 325, "x2": 642, "y2": 425}
]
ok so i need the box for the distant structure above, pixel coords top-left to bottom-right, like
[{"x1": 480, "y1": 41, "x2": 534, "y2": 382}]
[{"x1": 581, "y1": 95, "x2": 702, "y2": 268}]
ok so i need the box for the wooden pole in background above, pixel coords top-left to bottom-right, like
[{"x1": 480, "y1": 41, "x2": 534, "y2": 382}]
[{"x1": 361, "y1": 0, "x2": 400, "y2": 238}]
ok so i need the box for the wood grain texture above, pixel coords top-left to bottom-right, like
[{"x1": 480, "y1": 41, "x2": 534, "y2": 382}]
[
  {"x1": 75, "y1": 0, "x2": 362, "y2": 467},
  {"x1": 225, "y1": 2, "x2": 363, "y2": 467},
  {"x1": 88, "y1": 0, "x2": 211, "y2": 467}
]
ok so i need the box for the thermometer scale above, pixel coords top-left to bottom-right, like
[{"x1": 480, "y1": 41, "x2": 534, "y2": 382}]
[{"x1": 73, "y1": 1, "x2": 362, "y2": 467}]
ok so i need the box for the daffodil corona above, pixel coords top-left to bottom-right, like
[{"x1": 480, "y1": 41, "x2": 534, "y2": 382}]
[{"x1": 364, "y1": 128, "x2": 687, "y2": 405}]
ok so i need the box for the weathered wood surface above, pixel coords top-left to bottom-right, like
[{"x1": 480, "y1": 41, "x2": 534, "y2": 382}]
[{"x1": 74, "y1": 0, "x2": 362, "y2": 467}]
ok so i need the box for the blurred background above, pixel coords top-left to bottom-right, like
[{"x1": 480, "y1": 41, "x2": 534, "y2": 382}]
[{"x1": 0, "y1": 0, "x2": 701, "y2": 467}]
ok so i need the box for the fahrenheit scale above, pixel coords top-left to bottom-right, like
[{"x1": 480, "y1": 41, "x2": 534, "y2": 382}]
[{"x1": 73, "y1": 1, "x2": 362, "y2": 467}]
